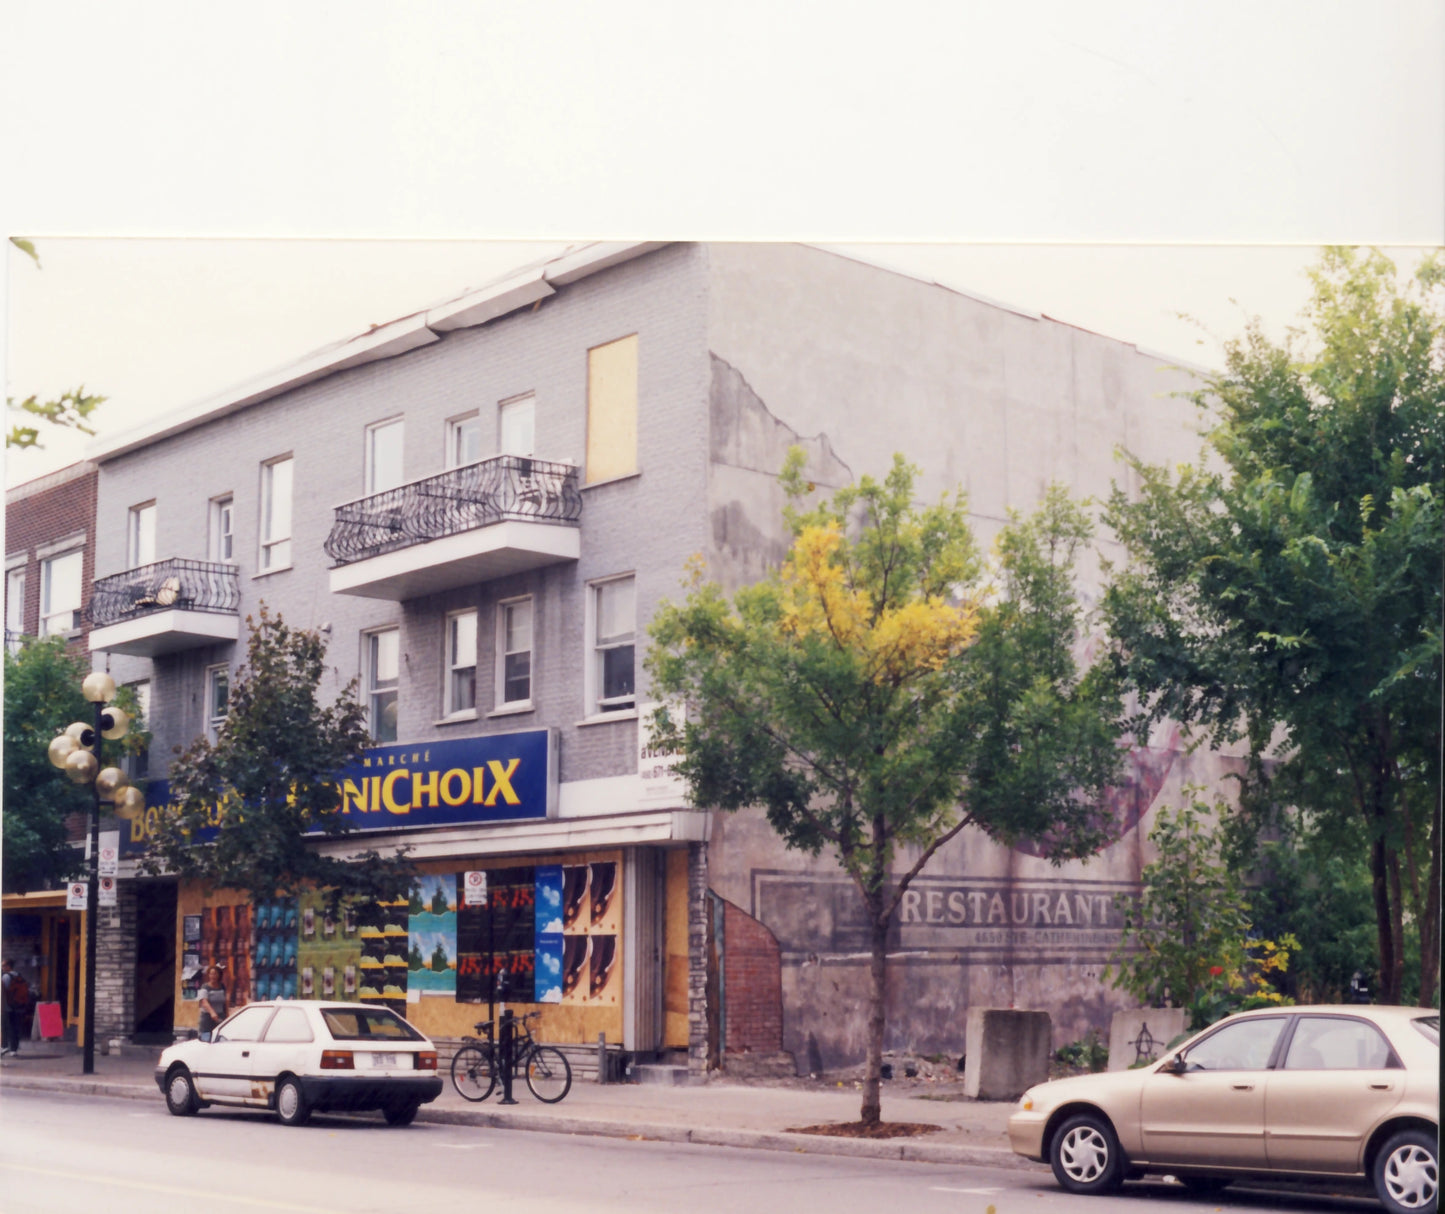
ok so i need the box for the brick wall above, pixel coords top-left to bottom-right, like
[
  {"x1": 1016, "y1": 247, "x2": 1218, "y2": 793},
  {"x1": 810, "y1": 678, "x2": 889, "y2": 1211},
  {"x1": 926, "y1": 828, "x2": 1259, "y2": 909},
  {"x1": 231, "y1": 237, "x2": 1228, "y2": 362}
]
[
  {"x1": 5, "y1": 460, "x2": 98, "y2": 660},
  {"x1": 720, "y1": 896, "x2": 783, "y2": 1055},
  {"x1": 93, "y1": 878, "x2": 136, "y2": 1043},
  {"x1": 686, "y1": 842, "x2": 710, "y2": 1074}
]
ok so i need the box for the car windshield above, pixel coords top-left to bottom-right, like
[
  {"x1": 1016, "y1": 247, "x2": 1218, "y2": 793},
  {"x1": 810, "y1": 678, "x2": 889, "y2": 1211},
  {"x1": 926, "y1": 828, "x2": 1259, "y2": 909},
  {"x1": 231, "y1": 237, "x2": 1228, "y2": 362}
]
[
  {"x1": 321, "y1": 1007, "x2": 422, "y2": 1041},
  {"x1": 1411, "y1": 1015, "x2": 1439, "y2": 1046}
]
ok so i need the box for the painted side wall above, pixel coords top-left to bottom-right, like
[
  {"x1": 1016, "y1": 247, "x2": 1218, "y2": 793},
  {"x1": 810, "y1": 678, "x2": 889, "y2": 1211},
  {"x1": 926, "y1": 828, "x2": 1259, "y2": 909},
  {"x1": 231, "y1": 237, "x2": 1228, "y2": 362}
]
[{"x1": 700, "y1": 241, "x2": 1230, "y2": 1068}]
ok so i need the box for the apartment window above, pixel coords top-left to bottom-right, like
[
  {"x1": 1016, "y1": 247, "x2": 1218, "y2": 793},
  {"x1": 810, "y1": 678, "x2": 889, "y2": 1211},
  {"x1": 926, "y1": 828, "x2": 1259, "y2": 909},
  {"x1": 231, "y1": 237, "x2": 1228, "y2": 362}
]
[
  {"x1": 447, "y1": 413, "x2": 481, "y2": 469},
  {"x1": 6, "y1": 567, "x2": 25, "y2": 652},
  {"x1": 205, "y1": 665, "x2": 229, "y2": 746},
  {"x1": 445, "y1": 610, "x2": 477, "y2": 717},
  {"x1": 499, "y1": 394, "x2": 535, "y2": 458},
  {"x1": 585, "y1": 335, "x2": 638, "y2": 484},
  {"x1": 125, "y1": 680, "x2": 151, "y2": 778},
  {"x1": 497, "y1": 597, "x2": 532, "y2": 706},
  {"x1": 590, "y1": 576, "x2": 635, "y2": 713},
  {"x1": 40, "y1": 549, "x2": 83, "y2": 637},
  {"x1": 209, "y1": 495, "x2": 234, "y2": 563},
  {"x1": 128, "y1": 502, "x2": 156, "y2": 568},
  {"x1": 260, "y1": 456, "x2": 293, "y2": 571},
  {"x1": 366, "y1": 417, "x2": 405, "y2": 493},
  {"x1": 366, "y1": 628, "x2": 399, "y2": 742}
]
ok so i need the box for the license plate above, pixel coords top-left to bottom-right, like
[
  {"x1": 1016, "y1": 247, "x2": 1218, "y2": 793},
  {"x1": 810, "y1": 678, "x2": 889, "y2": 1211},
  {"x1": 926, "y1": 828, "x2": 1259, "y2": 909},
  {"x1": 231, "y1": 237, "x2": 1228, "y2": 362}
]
[{"x1": 368, "y1": 1052, "x2": 399, "y2": 1068}]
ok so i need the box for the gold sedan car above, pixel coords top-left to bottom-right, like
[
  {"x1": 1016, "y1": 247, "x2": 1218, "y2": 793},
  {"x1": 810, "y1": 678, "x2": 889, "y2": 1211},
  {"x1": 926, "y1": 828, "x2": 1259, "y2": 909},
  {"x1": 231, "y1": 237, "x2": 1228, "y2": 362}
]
[{"x1": 1009, "y1": 1006, "x2": 1439, "y2": 1212}]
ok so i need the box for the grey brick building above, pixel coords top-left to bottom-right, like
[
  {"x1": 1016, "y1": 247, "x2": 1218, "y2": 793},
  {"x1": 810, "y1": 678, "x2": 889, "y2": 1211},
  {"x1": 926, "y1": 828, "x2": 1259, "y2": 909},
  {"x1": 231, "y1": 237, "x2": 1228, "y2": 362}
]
[{"x1": 84, "y1": 242, "x2": 1219, "y2": 1069}]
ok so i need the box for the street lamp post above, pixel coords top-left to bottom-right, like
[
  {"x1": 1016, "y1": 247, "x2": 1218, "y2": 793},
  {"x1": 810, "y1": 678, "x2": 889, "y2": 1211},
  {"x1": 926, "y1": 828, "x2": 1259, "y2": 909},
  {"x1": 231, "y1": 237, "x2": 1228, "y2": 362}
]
[{"x1": 45, "y1": 671, "x2": 143, "y2": 1075}]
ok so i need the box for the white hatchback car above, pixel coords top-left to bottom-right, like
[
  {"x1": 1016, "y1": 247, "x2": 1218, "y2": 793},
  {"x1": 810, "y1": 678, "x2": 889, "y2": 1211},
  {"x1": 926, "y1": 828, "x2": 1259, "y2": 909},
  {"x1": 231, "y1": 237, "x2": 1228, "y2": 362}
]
[{"x1": 155, "y1": 1001, "x2": 443, "y2": 1126}]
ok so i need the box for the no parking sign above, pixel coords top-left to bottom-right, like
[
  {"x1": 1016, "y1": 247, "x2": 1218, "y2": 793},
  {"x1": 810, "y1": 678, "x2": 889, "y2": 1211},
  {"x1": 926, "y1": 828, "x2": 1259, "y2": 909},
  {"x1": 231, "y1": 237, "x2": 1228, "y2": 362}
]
[{"x1": 462, "y1": 870, "x2": 488, "y2": 906}]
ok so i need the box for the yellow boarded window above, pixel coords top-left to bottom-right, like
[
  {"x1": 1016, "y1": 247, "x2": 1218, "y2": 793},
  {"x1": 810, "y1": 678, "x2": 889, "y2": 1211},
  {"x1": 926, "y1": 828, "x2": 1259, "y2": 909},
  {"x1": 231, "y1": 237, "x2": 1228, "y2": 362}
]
[{"x1": 586, "y1": 335, "x2": 638, "y2": 484}]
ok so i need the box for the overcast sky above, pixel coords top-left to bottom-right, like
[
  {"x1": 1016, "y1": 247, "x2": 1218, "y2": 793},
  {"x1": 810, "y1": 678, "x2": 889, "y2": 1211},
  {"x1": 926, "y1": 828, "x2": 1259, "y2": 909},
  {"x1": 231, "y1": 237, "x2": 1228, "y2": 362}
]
[{"x1": 4, "y1": 3, "x2": 1441, "y2": 489}]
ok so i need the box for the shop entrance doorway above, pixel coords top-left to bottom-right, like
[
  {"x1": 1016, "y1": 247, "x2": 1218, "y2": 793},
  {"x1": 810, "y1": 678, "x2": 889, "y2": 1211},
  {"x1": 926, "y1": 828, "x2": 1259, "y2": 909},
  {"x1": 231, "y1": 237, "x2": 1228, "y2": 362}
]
[{"x1": 134, "y1": 881, "x2": 177, "y2": 1043}]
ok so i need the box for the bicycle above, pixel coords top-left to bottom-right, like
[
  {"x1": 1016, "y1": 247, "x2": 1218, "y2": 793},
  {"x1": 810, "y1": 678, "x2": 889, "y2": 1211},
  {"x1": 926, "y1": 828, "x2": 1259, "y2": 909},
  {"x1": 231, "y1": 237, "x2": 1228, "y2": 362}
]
[{"x1": 450, "y1": 1009, "x2": 573, "y2": 1104}]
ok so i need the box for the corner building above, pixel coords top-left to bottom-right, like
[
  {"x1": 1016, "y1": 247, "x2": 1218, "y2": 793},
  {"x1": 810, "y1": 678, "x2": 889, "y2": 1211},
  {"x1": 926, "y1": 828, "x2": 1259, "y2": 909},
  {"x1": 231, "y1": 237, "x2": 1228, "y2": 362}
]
[{"x1": 88, "y1": 243, "x2": 1231, "y2": 1072}]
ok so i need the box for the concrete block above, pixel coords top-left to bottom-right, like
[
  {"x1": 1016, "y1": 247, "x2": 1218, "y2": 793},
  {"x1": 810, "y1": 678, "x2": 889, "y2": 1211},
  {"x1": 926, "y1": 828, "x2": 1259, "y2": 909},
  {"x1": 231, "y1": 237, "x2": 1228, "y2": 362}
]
[
  {"x1": 963, "y1": 1008, "x2": 1051, "y2": 1100},
  {"x1": 1107, "y1": 1008, "x2": 1187, "y2": 1071}
]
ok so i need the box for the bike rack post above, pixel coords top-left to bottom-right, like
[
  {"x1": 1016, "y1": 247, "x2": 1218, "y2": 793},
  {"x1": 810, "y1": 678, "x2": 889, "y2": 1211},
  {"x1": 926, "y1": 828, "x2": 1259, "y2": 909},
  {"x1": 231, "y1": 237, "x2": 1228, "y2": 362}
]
[{"x1": 498, "y1": 1008, "x2": 518, "y2": 1105}]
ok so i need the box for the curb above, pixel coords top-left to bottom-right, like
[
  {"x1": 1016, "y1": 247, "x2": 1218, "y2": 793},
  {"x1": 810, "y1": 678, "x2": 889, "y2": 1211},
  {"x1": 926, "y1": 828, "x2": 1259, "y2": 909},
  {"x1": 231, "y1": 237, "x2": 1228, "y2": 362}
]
[{"x1": 0, "y1": 1073, "x2": 1044, "y2": 1172}]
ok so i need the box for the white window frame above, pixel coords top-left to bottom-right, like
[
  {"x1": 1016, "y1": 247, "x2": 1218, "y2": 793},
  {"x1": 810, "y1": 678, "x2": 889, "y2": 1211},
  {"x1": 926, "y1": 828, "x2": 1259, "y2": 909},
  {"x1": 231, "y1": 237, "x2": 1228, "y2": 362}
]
[
  {"x1": 365, "y1": 627, "x2": 400, "y2": 742},
  {"x1": 365, "y1": 416, "x2": 405, "y2": 494},
  {"x1": 498, "y1": 393, "x2": 535, "y2": 458},
  {"x1": 444, "y1": 609, "x2": 478, "y2": 719},
  {"x1": 125, "y1": 680, "x2": 151, "y2": 777},
  {"x1": 205, "y1": 664, "x2": 229, "y2": 746},
  {"x1": 209, "y1": 495, "x2": 235, "y2": 564},
  {"x1": 586, "y1": 574, "x2": 636, "y2": 716},
  {"x1": 260, "y1": 455, "x2": 293, "y2": 572},
  {"x1": 446, "y1": 411, "x2": 481, "y2": 470},
  {"x1": 6, "y1": 565, "x2": 26, "y2": 652},
  {"x1": 128, "y1": 501, "x2": 157, "y2": 569},
  {"x1": 495, "y1": 596, "x2": 533, "y2": 709},
  {"x1": 39, "y1": 548, "x2": 83, "y2": 637}
]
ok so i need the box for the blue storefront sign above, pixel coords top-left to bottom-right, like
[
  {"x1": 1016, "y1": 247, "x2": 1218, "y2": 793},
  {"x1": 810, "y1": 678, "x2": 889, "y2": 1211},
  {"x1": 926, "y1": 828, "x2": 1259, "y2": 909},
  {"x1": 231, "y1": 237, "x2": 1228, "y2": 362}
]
[{"x1": 120, "y1": 730, "x2": 555, "y2": 856}]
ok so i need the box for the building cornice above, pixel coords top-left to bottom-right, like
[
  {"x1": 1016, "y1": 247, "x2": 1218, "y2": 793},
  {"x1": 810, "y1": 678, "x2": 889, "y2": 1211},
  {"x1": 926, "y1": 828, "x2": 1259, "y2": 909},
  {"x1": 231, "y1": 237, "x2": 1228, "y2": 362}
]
[{"x1": 87, "y1": 242, "x2": 670, "y2": 464}]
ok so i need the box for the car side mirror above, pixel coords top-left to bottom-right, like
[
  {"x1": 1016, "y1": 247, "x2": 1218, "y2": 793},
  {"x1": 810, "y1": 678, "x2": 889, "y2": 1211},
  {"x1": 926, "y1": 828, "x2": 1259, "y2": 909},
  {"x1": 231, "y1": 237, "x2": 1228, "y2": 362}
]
[{"x1": 1163, "y1": 1053, "x2": 1188, "y2": 1074}]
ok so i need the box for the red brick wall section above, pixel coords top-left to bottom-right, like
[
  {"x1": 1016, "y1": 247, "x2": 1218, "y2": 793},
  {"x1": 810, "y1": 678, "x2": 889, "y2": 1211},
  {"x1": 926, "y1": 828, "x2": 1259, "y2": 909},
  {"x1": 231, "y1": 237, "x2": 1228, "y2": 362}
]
[
  {"x1": 5, "y1": 461, "x2": 98, "y2": 661},
  {"x1": 720, "y1": 898, "x2": 784, "y2": 1054}
]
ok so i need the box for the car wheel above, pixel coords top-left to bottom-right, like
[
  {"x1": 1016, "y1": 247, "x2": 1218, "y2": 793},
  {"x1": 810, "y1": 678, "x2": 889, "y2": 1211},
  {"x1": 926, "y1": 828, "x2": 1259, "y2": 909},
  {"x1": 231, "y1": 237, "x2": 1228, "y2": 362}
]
[
  {"x1": 1050, "y1": 1113, "x2": 1125, "y2": 1195},
  {"x1": 1179, "y1": 1176, "x2": 1233, "y2": 1196},
  {"x1": 164, "y1": 1066, "x2": 199, "y2": 1116},
  {"x1": 1375, "y1": 1128, "x2": 1439, "y2": 1214},
  {"x1": 275, "y1": 1076, "x2": 311, "y2": 1127},
  {"x1": 383, "y1": 1101, "x2": 420, "y2": 1126}
]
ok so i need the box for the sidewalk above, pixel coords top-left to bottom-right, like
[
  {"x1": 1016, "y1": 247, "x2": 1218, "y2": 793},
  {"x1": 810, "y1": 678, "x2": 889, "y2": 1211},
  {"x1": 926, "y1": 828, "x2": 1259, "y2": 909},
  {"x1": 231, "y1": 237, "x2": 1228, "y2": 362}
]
[{"x1": 0, "y1": 1045, "x2": 1036, "y2": 1171}]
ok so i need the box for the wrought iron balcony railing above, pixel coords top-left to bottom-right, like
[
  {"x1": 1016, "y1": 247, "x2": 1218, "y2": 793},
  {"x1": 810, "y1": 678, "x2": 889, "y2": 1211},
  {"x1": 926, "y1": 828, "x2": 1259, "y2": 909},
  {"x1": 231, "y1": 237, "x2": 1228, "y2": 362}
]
[
  {"x1": 324, "y1": 454, "x2": 583, "y2": 567},
  {"x1": 88, "y1": 558, "x2": 241, "y2": 629}
]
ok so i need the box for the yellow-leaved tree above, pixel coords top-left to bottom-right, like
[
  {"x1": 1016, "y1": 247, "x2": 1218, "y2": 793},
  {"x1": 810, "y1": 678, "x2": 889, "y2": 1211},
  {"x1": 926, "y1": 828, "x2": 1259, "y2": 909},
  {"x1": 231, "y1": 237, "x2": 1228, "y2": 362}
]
[{"x1": 649, "y1": 452, "x2": 1124, "y2": 1125}]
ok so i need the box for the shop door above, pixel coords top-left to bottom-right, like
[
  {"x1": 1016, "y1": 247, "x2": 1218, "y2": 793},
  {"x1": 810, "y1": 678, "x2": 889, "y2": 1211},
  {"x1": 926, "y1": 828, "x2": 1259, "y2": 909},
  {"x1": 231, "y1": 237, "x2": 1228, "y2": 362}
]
[
  {"x1": 624, "y1": 847, "x2": 664, "y2": 1053},
  {"x1": 133, "y1": 881, "x2": 177, "y2": 1041}
]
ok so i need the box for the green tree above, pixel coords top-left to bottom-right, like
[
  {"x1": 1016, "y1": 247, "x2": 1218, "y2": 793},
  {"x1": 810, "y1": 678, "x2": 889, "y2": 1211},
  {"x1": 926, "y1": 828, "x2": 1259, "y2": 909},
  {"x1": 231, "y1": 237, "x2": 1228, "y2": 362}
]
[
  {"x1": 1108, "y1": 795, "x2": 1296, "y2": 1030},
  {"x1": 408, "y1": 887, "x2": 425, "y2": 916},
  {"x1": 408, "y1": 942, "x2": 425, "y2": 971},
  {"x1": 1103, "y1": 248, "x2": 1443, "y2": 1006},
  {"x1": 3, "y1": 638, "x2": 91, "y2": 892},
  {"x1": 430, "y1": 885, "x2": 450, "y2": 916},
  {"x1": 145, "y1": 605, "x2": 412, "y2": 908},
  {"x1": 430, "y1": 942, "x2": 450, "y2": 972},
  {"x1": 1250, "y1": 816, "x2": 1379, "y2": 1003},
  {"x1": 3, "y1": 639, "x2": 149, "y2": 892},
  {"x1": 648, "y1": 453, "x2": 1123, "y2": 1124}
]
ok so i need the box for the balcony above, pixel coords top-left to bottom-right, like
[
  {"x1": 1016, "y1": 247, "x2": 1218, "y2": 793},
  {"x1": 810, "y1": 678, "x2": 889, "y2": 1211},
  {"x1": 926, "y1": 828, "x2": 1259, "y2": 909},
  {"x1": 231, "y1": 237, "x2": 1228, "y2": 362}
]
[
  {"x1": 325, "y1": 455, "x2": 582, "y2": 600},
  {"x1": 88, "y1": 558, "x2": 241, "y2": 657}
]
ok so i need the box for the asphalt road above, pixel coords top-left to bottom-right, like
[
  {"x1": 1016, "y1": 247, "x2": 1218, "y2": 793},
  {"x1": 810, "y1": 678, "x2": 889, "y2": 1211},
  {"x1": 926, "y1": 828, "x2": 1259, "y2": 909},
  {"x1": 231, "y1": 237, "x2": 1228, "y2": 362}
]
[{"x1": 0, "y1": 1089, "x2": 1383, "y2": 1214}]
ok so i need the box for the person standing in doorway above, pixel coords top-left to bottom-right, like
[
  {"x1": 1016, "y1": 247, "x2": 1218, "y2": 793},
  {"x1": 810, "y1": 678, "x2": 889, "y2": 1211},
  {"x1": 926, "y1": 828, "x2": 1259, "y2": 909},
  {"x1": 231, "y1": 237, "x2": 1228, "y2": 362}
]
[{"x1": 196, "y1": 965, "x2": 228, "y2": 1041}]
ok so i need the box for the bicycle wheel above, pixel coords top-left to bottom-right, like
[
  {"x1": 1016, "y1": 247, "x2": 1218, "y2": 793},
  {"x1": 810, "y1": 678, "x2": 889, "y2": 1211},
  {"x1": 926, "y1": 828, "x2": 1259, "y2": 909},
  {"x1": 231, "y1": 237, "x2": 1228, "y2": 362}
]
[
  {"x1": 450, "y1": 1044, "x2": 496, "y2": 1102},
  {"x1": 524, "y1": 1046, "x2": 572, "y2": 1103}
]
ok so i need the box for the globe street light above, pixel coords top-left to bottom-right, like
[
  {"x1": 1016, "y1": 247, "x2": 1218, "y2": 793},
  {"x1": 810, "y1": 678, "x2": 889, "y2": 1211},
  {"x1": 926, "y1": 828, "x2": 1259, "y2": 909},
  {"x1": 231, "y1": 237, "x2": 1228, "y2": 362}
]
[{"x1": 46, "y1": 671, "x2": 131, "y2": 1075}]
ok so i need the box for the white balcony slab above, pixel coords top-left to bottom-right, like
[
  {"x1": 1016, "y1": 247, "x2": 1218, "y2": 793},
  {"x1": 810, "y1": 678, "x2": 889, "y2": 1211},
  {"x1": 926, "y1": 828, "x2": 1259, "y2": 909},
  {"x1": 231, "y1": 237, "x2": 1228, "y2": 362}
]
[
  {"x1": 90, "y1": 609, "x2": 240, "y2": 657},
  {"x1": 329, "y1": 518, "x2": 580, "y2": 600}
]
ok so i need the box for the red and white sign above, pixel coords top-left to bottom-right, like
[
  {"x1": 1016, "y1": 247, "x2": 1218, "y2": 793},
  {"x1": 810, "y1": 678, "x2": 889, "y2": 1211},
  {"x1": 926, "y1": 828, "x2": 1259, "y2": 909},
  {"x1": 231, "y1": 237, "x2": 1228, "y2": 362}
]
[
  {"x1": 66, "y1": 882, "x2": 88, "y2": 910},
  {"x1": 98, "y1": 843, "x2": 119, "y2": 877},
  {"x1": 98, "y1": 875, "x2": 117, "y2": 906},
  {"x1": 462, "y1": 870, "x2": 488, "y2": 907}
]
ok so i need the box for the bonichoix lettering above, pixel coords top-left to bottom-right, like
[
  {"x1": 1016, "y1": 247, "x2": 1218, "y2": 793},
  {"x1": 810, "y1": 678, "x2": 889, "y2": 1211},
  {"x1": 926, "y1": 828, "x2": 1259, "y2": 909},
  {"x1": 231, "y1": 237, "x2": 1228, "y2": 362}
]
[{"x1": 122, "y1": 731, "x2": 552, "y2": 856}]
